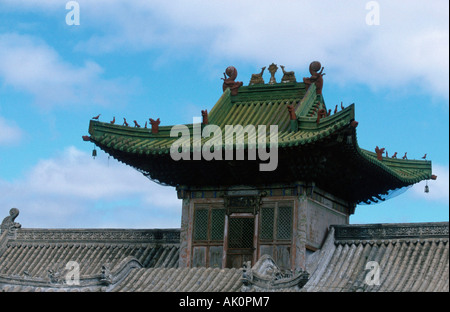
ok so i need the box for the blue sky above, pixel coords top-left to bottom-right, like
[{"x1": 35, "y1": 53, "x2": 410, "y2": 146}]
[{"x1": 0, "y1": 0, "x2": 448, "y2": 228}]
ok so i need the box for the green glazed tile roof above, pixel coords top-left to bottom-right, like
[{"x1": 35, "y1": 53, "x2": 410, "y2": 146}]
[
  {"x1": 359, "y1": 149, "x2": 432, "y2": 185},
  {"x1": 87, "y1": 81, "x2": 433, "y2": 204},
  {"x1": 88, "y1": 83, "x2": 333, "y2": 153}
]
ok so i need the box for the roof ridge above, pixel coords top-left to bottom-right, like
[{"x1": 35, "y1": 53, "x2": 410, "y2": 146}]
[
  {"x1": 13, "y1": 228, "x2": 181, "y2": 244},
  {"x1": 332, "y1": 222, "x2": 449, "y2": 240}
]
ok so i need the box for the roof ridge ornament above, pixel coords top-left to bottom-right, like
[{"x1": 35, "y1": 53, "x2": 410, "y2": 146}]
[
  {"x1": 241, "y1": 255, "x2": 309, "y2": 291},
  {"x1": 221, "y1": 66, "x2": 243, "y2": 95},
  {"x1": 375, "y1": 146, "x2": 386, "y2": 161},
  {"x1": 303, "y1": 61, "x2": 325, "y2": 95},
  {"x1": 100, "y1": 264, "x2": 112, "y2": 286},
  {"x1": 268, "y1": 63, "x2": 278, "y2": 84},
  {"x1": 280, "y1": 65, "x2": 297, "y2": 83},
  {"x1": 149, "y1": 118, "x2": 160, "y2": 134},
  {"x1": 287, "y1": 104, "x2": 297, "y2": 120},
  {"x1": 1, "y1": 208, "x2": 21, "y2": 235},
  {"x1": 249, "y1": 64, "x2": 297, "y2": 85},
  {"x1": 201, "y1": 110, "x2": 208, "y2": 125},
  {"x1": 249, "y1": 66, "x2": 266, "y2": 85}
]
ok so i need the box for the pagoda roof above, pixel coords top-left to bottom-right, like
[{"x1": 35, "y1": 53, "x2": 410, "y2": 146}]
[{"x1": 86, "y1": 79, "x2": 433, "y2": 204}]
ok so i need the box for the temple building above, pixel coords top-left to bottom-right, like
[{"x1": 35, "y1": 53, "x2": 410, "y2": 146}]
[{"x1": 0, "y1": 62, "x2": 447, "y2": 292}]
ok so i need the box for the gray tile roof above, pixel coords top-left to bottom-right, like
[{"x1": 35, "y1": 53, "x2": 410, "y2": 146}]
[
  {"x1": 110, "y1": 267, "x2": 242, "y2": 292},
  {"x1": 0, "y1": 227, "x2": 180, "y2": 291},
  {"x1": 0, "y1": 219, "x2": 448, "y2": 292},
  {"x1": 304, "y1": 222, "x2": 449, "y2": 292}
]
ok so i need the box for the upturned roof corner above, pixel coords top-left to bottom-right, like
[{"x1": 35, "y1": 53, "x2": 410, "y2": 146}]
[{"x1": 84, "y1": 61, "x2": 434, "y2": 205}]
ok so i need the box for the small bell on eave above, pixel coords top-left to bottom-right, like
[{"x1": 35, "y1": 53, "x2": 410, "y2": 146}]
[
  {"x1": 424, "y1": 181, "x2": 429, "y2": 193},
  {"x1": 92, "y1": 147, "x2": 97, "y2": 159}
]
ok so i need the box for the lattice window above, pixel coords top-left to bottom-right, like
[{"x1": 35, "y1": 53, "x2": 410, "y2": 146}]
[
  {"x1": 228, "y1": 218, "x2": 254, "y2": 249},
  {"x1": 258, "y1": 203, "x2": 293, "y2": 270},
  {"x1": 193, "y1": 208, "x2": 225, "y2": 242},
  {"x1": 192, "y1": 206, "x2": 226, "y2": 269},
  {"x1": 260, "y1": 207, "x2": 274, "y2": 240},
  {"x1": 210, "y1": 209, "x2": 225, "y2": 241},
  {"x1": 277, "y1": 206, "x2": 293, "y2": 240},
  {"x1": 259, "y1": 204, "x2": 293, "y2": 242},
  {"x1": 193, "y1": 209, "x2": 208, "y2": 241}
]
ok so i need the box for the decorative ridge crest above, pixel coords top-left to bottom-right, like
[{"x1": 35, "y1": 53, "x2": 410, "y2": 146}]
[
  {"x1": 14, "y1": 228, "x2": 181, "y2": 243},
  {"x1": 333, "y1": 222, "x2": 449, "y2": 241},
  {"x1": 248, "y1": 63, "x2": 298, "y2": 86}
]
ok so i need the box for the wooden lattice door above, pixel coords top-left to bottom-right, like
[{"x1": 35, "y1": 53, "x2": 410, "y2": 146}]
[{"x1": 226, "y1": 216, "x2": 255, "y2": 268}]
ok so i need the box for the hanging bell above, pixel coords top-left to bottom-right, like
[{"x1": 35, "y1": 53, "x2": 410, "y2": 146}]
[
  {"x1": 424, "y1": 182, "x2": 429, "y2": 193},
  {"x1": 92, "y1": 148, "x2": 97, "y2": 159}
]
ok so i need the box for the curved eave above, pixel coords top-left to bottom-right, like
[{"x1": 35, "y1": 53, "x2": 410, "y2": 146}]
[
  {"x1": 358, "y1": 148, "x2": 432, "y2": 185},
  {"x1": 86, "y1": 100, "x2": 432, "y2": 204},
  {"x1": 87, "y1": 103, "x2": 354, "y2": 153},
  {"x1": 87, "y1": 128, "x2": 431, "y2": 204}
]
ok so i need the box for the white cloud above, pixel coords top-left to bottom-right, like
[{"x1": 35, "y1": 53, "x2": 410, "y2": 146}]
[
  {"x1": 0, "y1": 146, "x2": 181, "y2": 228},
  {"x1": 2, "y1": 1, "x2": 447, "y2": 98},
  {"x1": 69, "y1": 0, "x2": 450, "y2": 99},
  {"x1": 0, "y1": 115, "x2": 23, "y2": 145},
  {"x1": 0, "y1": 33, "x2": 135, "y2": 109}
]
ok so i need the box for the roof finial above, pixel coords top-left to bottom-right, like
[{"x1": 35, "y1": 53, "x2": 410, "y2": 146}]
[
  {"x1": 1, "y1": 208, "x2": 21, "y2": 234},
  {"x1": 268, "y1": 63, "x2": 278, "y2": 84},
  {"x1": 222, "y1": 66, "x2": 243, "y2": 95},
  {"x1": 303, "y1": 61, "x2": 325, "y2": 94}
]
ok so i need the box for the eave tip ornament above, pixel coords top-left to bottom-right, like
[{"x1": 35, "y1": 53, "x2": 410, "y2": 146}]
[{"x1": 222, "y1": 66, "x2": 243, "y2": 95}]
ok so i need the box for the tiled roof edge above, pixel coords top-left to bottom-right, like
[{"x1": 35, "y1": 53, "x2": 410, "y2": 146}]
[
  {"x1": 332, "y1": 222, "x2": 449, "y2": 241},
  {"x1": 358, "y1": 148, "x2": 432, "y2": 182},
  {"x1": 13, "y1": 228, "x2": 181, "y2": 244}
]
